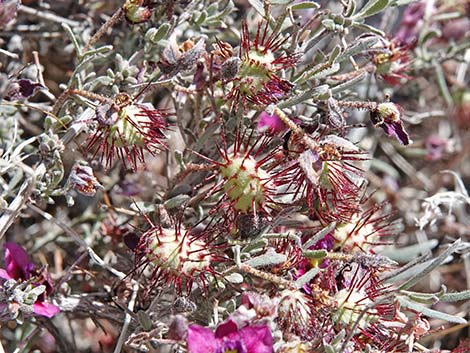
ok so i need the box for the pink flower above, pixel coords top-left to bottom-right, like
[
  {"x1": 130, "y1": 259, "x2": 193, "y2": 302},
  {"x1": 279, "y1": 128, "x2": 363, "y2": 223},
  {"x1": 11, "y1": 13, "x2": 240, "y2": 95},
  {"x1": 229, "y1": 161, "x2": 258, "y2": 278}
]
[
  {"x1": 425, "y1": 135, "x2": 447, "y2": 161},
  {"x1": 0, "y1": 243, "x2": 60, "y2": 318},
  {"x1": 371, "y1": 102, "x2": 411, "y2": 145},
  {"x1": 187, "y1": 320, "x2": 273, "y2": 353},
  {"x1": 394, "y1": 1, "x2": 426, "y2": 46},
  {"x1": 257, "y1": 111, "x2": 287, "y2": 134}
]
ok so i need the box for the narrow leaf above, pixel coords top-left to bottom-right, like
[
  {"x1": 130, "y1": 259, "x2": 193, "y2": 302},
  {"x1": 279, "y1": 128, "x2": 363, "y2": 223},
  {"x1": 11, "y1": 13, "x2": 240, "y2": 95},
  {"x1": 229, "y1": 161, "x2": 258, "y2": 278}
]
[
  {"x1": 380, "y1": 240, "x2": 438, "y2": 263},
  {"x1": 289, "y1": 1, "x2": 320, "y2": 10},
  {"x1": 295, "y1": 267, "x2": 320, "y2": 288},
  {"x1": 330, "y1": 72, "x2": 367, "y2": 94},
  {"x1": 354, "y1": 0, "x2": 391, "y2": 19},
  {"x1": 398, "y1": 296, "x2": 467, "y2": 324},
  {"x1": 399, "y1": 240, "x2": 461, "y2": 291},
  {"x1": 303, "y1": 222, "x2": 336, "y2": 250},
  {"x1": 440, "y1": 290, "x2": 470, "y2": 303},
  {"x1": 303, "y1": 249, "x2": 328, "y2": 259},
  {"x1": 337, "y1": 36, "x2": 379, "y2": 63},
  {"x1": 247, "y1": 0, "x2": 265, "y2": 17},
  {"x1": 244, "y1": 252, "x2": 287, "y2": 268},
  {"x1": 225, "y1": 273, "x2": 244, "y2": 284}
]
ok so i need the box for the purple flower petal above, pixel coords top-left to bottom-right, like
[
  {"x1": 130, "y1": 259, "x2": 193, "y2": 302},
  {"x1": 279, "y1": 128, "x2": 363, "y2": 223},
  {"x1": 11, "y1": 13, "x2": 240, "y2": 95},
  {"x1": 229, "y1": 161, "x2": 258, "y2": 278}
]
[
  {"x1": 380, "y1": 121, "x2": 411, "y2": 145},
  {"x1": 0, "y1": 0, "x2": 20, "y2": 29},
  {"x1": 5, "y1": 79, "x2": 44, "y2": 101},
  {"x1": 257, "y1": 111, "x2": 287, "y2": 134},
  {"x1": 187, "y1": 325, "x2": 217, "y2": 353},
  {"x1": 240, "y1": 325, "x2": 273, "y2": 353},
  {"x1": 32, "y1": 302, "x2": 60, "y2": 318},
  {"x1": 4, "y1": 242, "x2": 34, "y2": 280},
  {"x1": 215, "y1": 319, "x2": 238, "y2": 338},
  {"x1": 0, "y1": 268, "x2": 11, "y2": 280}
]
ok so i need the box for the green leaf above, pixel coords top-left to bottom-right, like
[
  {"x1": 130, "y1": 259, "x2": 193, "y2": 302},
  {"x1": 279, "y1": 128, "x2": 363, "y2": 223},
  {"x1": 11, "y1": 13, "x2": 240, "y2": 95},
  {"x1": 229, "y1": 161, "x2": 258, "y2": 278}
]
[
  {"x1": 398, "y1": 296, "x2": 467, "y2": 324},
  {"x1": 164, "y1": 194, "x2": 191, "y2": 209},
  {"x1": 242, "y1": 238, "x2": 269, "y2": 253},
  {"x1": 303, "y1": 249, "x2": 328, "y2": 259},
  {"x1": 399, "y1": 240, "x2": 462, "y2": 291},
  {"x1": 352, "y1": 21, "x2": 385, "y2": 36},
  {"x1": 303, "y1": 222, "x2": 337, "y2": 250},
  {"x1": 434, "y1": 59, "x2": 454, "y2": 106},
  {"x1": 379, "y1": 240, "x2": 438, "y2": 263},
  {"x1": 247, "y1": 0, "x2": 265, "y2": 17},
  {"x1": 145, "y1": 24, "x2": 170, "y2": 44},
  {"x1": 354, "y1": 0, "x2": 391, "y2": 19},
  {"x1": 296, "y1": 62, "x2": 340, "y2": 83},
  {"x1": 295, "y1": 267, "x2": 320, "y2": 288},
  {"x1": 225, "y1": 273, "x2": 244, "y2": 284},
  {"x1": 331, "y1": 329, "x2": 346, "y2": 346},
  {"x1": 195, "y1": 10, "x2": 207, "y2": 25},
  {"x1": 370, "y1": 158, "x2": 400, "y2": 179},
  {"x1": 289, "y1": 1, "x2": 320, "y2": 10},
  {"x1": 440, "y1": 289, "x2": 470, "y2": 303},
  {"x1": 324, "y1": 344, "x2": 336, "y2": 353},
  {"x1": 337, "y1": 36, "x2": 379, "y2": 63},
  {"x1": 137, "y1": 311, "x2": 153, "y2": 331},
  {"x1": 322, "y1": 19, "x2": 338, "y2": 31},
  {"x1": 345, "y1": 0, "x2": 357, "y2": 17},
  {"x1": 329, "y1": 45, "x2": 342, "y2": 64},
  {"x1": 244, "y1": 252, "x2": 287, "y2": 268},
  {"x1": 330, "y1": 71, "x2": 367, "y2": 94}
]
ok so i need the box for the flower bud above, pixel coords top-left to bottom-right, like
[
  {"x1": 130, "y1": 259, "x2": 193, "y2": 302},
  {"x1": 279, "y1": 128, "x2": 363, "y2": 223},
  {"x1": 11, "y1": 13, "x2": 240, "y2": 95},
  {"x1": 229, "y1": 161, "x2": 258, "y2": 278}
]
[
  {"x1": 67, "y1": 161, "x2": 102, "y2": 197},
  {"x1": 123, "y1": 0, "x2": 152, "y2": 24}
]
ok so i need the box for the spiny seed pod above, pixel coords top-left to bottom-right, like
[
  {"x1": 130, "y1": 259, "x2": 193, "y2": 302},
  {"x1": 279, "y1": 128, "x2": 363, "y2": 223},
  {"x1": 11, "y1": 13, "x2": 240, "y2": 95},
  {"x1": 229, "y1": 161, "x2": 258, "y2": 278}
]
[
  {"x1": 198, "y1": 131, "x2": 280, "y2": 222},
  {"x1": 214, "y1": 21, "x2": 299, "y2": 108},
  {"x1": 277, "y1": 289, "x2": 317, "y2": 339},
  {"x1": 135, "y1": 222, "x2": 217, "y2": 293},
  {"x1": 219, "y1": 154, "x2": 271, "y2": 213},
  {"x1": 334, "y1": 203, "x2": 401, "y2": 251},
  {"x1": 333, "y1": 288, "x2": 377, "y2": 329},
  {"x1": 278, "y1": 135, "x2": 367, "y2": 223},
  {"x1": 87, "y1": 92, "x2": 169, "y2": 171}
]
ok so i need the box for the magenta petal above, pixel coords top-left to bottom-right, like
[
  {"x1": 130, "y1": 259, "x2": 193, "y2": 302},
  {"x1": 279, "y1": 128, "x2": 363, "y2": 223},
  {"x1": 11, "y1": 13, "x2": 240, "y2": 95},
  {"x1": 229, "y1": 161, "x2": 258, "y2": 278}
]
[
  {"x1": 257, "y1": 111, "x2": 287, "y2": 134},
  {"x1": 187, "y1": 325, "x2": 217, "y2": 353},
  {"x1": 381, "y1": 121, "x2": 411, "y2": 145},
  {"x1": 33, "y1": 302, "x2": 60, "y2": 318},
  {"x1": 215, "y1": 319, "x2": 238, "y2": 338},
  {"x1": 4, "y1": 242, "x2": 33, "y2": 280},
  {"x1": 240, "y1": 325, "x2": 273, "y2": 353},
  {"x1": 0, "y1": 268, "x2": 12, "y2": 280}
]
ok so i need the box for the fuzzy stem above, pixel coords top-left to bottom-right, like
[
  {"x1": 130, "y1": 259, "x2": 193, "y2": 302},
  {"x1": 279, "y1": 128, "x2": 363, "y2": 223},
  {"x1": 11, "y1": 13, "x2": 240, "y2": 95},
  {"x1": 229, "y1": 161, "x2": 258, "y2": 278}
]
[
  {"x1": 52, "y1": 89, "x2": 112, "y2": 115},
  {"x1": 274, "y1": 106, "x2": 319, "y2": 151},
  {"x1": 239, "y1": 263, "x2": 296, "y2": 289},
  {"x1": 335, "y1": 100, "x2": 378, "y2": 111},
  {"x1": 82, "y1": 7, "x2": 124, "y2": 54},
  {"x1": 173, "y1": 163, "x2": 216, "y2": 185}
]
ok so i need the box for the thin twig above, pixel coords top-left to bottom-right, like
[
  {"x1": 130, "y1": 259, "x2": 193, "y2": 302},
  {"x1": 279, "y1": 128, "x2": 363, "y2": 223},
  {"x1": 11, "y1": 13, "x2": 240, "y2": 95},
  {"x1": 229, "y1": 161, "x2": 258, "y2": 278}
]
[
  {"x1": 0, "y1": 164, "x2": 44, "y2": 240},
  {"x1": 32, "y1": 50, "x2": 56, "y2": 101},
  {"x1": 19, "y1": 5, "x2": 81, "y2": 27},
  {"x1": 113, "y1": 282, "x2": 139, "y2": 353},
  {"x1": 28, "y1": 203, "x2": 135, "y2": 282}
]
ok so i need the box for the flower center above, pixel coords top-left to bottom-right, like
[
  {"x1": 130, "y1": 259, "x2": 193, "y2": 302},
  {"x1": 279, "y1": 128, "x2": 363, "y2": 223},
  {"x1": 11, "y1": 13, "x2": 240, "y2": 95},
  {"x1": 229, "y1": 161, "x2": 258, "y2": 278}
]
[{"x1": 217, "y1": 340, "x2": 246, "y2": 353}]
